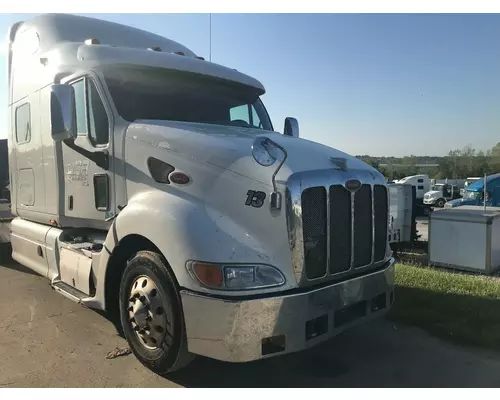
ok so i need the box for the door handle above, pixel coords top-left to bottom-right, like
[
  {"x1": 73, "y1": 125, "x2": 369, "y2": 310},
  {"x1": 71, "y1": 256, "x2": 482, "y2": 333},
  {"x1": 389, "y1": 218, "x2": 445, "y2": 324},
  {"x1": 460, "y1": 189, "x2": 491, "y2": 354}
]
[{"x1": 93, "y1": 150, "x2": 109, "y2": 170}]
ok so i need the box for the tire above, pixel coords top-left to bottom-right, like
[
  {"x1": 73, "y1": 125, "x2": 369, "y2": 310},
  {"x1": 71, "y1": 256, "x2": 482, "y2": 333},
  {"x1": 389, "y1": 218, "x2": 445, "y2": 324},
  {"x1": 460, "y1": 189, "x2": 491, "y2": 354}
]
[
  {"x1": 119, "y1": 250, "x2": 194, "y2": 374},
  {"x1": 436, "y1": 198, "x2": 445, "y2": 208}
]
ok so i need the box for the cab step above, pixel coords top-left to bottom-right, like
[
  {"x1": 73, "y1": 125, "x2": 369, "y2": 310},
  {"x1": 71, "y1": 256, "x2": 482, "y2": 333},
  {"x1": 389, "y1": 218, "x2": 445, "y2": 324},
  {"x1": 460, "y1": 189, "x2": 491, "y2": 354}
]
[{"x1": 52, "y1": 280, "x2": 89, "y2": 303}]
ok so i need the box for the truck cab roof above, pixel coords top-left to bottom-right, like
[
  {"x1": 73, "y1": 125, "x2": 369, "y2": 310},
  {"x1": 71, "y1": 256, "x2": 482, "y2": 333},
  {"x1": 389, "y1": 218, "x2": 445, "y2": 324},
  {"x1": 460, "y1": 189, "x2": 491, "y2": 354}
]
[
  {"x1": 466, "y1": 173, "x2": 500, "y2": 192},
  {"x1": 8, "y1": 13, "x2": 265, "y2": 101}
]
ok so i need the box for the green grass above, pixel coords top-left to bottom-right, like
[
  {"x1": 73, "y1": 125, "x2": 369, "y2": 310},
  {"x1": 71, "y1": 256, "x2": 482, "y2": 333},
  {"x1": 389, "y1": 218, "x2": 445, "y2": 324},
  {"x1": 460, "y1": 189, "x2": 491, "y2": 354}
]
[{"x1": 388, "y1": 263, "x2": 500, "y2": 351}]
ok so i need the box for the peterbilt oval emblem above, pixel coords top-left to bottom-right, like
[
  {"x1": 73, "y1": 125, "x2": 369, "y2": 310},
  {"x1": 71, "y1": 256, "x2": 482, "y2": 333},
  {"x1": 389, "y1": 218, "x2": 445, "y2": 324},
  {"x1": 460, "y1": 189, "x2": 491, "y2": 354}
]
[{"x1": 345, "y1": 179, "x2": 361, "y2": 191}]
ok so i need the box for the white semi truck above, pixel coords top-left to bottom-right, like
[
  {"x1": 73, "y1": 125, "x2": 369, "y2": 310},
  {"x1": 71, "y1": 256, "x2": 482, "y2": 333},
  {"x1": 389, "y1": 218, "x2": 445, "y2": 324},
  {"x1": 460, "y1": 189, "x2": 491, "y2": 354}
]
[{"x1": 2, "y1": 13, "x2": 395, "y2": 374}]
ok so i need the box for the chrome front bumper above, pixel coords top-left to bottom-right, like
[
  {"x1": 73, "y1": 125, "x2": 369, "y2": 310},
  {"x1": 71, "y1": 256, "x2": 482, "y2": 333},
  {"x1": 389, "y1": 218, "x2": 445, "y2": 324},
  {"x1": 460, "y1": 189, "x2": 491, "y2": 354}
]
[{"x1": 180, "y1": 258, "x2": 395, "y2": 362}]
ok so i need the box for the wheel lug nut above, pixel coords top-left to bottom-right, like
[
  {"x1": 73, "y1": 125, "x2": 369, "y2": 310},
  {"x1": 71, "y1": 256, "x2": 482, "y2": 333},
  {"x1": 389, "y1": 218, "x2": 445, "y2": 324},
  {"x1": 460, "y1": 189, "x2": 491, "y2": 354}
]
[
  {"x1": 134, "y1": 326, "x2": 140, "y2": 331},
  {"x1": 129, "y1": 317, "x2": 135, "y2": 323},
  {"x1": 139, "y1": 296, "x2": 146, "y2": 303},
  {"x1": 146, "y1": 316, "x2": 152, "y2": 321},
  {"x1": 129, "y1": 297, "x2": 136, "y2": 303},
  {"x1": 127, "y1": 306, "x2": 133, "y2": 312}
]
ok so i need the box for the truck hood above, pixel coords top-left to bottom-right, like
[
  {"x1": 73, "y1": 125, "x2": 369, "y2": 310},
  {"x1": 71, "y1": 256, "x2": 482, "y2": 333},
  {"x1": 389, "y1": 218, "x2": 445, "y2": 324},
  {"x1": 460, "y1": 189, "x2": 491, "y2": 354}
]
[
  {"x1": 445, "y1": 198, "x2": 477, "y2": 208},
  {"x1": 425, "y1": 190, "x2": 442, "y2": 198},
  {"x1": 125, "y1": 120, "x2": 384, "y2": 186}
]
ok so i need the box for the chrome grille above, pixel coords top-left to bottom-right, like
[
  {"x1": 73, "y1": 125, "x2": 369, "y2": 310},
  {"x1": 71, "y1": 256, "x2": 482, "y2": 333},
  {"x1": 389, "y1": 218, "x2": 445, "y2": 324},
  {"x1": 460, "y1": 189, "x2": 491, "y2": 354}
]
[
  {"x1": 353, "y1": 184, "x2": 373, "y2": 268},
  {"x1": 329, "y1": 185, "x2": 351, "y2": 274},
  {"x1": 299, "y1": 182, "x2": 388, "y2": 283},
  {"x1": 373, "y1": 185, "x2": 388, "y2": 262},
  {"x1": 301, "y1": 187, "x2": 327, "y2": 279}
]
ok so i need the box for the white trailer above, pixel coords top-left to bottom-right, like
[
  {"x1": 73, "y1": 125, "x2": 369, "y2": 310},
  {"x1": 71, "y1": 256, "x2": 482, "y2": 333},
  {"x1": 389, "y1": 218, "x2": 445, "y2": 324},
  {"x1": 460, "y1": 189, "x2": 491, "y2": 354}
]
[
  {"x1": 388, "y1": 183, "x2": 414, "y2": 245},
  {"x1": 3, "y1": 13, "x2": 395, "y2": 374}
]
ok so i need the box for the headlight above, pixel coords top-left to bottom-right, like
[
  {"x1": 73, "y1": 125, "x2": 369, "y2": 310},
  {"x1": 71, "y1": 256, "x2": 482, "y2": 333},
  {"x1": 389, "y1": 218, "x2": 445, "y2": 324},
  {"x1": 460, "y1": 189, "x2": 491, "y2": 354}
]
[
  {"x1": 252, "y1": 137, "x2": 282, "y2": 167},
  {"x1": 188, "y1": 261, "x2": 286, "y2": 290}
]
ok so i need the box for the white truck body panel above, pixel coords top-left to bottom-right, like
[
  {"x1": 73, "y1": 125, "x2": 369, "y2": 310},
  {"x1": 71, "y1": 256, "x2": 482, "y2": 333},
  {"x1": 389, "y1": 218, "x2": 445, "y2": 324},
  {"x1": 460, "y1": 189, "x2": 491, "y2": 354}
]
[
  {"x1": 395, "y1": 174, "x2": 430, "y2": 200},
  {"x1": 388, "y1": 183, "x2": 413, "y2": 244}
]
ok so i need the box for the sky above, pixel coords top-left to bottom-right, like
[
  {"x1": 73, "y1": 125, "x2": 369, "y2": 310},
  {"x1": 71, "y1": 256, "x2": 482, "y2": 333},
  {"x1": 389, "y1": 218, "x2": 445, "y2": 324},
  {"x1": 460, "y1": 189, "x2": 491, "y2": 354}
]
[{"x1": 0, "y1": 13, "x2": 499, "y2": 157}]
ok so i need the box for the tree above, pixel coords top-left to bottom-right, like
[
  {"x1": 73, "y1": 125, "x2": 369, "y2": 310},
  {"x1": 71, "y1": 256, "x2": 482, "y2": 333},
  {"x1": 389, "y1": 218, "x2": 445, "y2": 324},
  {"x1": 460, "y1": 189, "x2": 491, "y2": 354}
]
[
  {"x1": 489, "y1": 142, "x2": 500, "y2": 173},
  {"x1": 491, "y1": 142, "x2": 500, "y2": 157}
]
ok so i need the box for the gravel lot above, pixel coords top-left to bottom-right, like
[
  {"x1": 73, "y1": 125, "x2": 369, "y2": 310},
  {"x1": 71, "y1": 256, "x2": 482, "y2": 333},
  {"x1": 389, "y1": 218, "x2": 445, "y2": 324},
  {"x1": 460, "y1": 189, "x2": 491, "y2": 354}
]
[{"x1": 2, "y1": 255, "x2": 500, "y2": 388}]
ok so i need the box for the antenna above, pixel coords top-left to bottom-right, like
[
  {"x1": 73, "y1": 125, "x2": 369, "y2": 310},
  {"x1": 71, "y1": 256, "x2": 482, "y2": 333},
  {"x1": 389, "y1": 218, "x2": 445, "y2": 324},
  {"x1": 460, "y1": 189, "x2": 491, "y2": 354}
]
[{"x1": 209, "y1": 13, "x2": 212, "y2": 62}]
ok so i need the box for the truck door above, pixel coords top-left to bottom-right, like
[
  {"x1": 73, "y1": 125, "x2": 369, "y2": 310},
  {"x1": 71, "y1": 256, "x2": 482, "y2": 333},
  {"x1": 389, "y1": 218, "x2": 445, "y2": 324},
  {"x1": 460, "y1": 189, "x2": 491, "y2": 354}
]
[
  {"x1": 60, "y1": 74, "x2": 114, "y2": 226},
  {"x1": 442, "y1": 184, "x2": 452, "y2": 200}
]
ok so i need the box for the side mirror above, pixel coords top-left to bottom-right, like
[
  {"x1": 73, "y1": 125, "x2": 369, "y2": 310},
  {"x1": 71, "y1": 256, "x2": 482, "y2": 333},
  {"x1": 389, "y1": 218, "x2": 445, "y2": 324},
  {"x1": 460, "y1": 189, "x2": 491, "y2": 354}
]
[
  {"x1": 50, "y1": 84, "x2": 77, "y2": 142},
  {"x1": 283, "y1": 117, "x2": 299, "y2": 138}
]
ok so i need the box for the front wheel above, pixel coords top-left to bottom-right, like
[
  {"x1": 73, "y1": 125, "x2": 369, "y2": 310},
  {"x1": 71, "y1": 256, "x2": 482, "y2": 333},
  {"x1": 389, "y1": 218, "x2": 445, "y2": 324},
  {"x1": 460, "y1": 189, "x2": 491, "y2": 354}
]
[
  {"x1": 119, "y1": 251, "x2": 194, "y2": 374},
  {"x1": 436, "y1": 198, "x2": 446, "y2": 208}
]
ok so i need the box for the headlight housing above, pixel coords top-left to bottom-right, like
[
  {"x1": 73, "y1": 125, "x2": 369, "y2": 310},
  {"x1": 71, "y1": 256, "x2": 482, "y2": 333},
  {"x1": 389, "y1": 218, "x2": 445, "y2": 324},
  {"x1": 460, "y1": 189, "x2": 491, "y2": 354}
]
[
  {"x1": 251, "y1": 137, "x2": 282, "y2": 167},
  {"x1": 187, "y1": 261, "x2": 286, "y2": 291}
]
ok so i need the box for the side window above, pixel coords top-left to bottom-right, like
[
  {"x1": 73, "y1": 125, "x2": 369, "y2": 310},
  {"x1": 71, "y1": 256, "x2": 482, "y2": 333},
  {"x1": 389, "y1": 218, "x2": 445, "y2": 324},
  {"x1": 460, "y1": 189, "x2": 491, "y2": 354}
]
[
  {"x1": 417, "y1": 179, "x2": 424, "y2": 183},
  {"x1": 87, "y1": 80, "x2": 109, "y2": 146},
  {"x1": 418, "y1": 185, "x2": 424, "y2": 190},
  {"x1": 251, "y1": 105, "x2": 262, "y2": 128},
  {"x1": 230, "y1": 105, "x2": 249, "y2": 124},
  {"x1": 70, "y1": 78, "x2": 109, "y2": 146},
  {"x1": 15, "y1": 103, "x2": 31, "y2": 144},
  {"x1": 72, "y1": 79, "x2": 87, "y2": 134},
  {"x1": 229, "y1": 104, "x2": 263, "y2": 129}
]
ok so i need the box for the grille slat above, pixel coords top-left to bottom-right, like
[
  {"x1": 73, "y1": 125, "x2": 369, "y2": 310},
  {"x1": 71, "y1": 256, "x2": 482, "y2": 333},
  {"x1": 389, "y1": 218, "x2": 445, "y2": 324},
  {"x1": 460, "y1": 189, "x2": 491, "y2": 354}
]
[
  {"x1": 300, "y1": 182, "x2": 388, "y2": 282},
  {"x1": 329, "y1": 185, "x2": 351, "y2": 274},
  {"x1": 353, "y1": 184, "x2": 373, "y2": 268},
  {"x1": 301, "y1": 187, "x2": 327, "y2": 279},
  {"x1": 373, "y1": 185, "x2": 388, "y2": 262}
]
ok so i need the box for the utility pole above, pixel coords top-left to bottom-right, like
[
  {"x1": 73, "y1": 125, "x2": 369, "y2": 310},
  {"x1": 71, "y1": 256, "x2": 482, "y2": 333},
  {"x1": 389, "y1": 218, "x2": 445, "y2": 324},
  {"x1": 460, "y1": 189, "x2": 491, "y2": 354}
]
[{"x1": 209, "y1": 13, "x2": 212, "y2": 62}]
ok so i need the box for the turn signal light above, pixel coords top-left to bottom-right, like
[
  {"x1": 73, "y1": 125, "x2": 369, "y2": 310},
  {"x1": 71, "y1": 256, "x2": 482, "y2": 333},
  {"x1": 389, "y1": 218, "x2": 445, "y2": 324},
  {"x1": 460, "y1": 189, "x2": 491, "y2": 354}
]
[
  {"x1": 85, "y1": 38, "x2": 100, "y2": 45},
  {"x1": 170, "y1": 172, "x2": 190, "y2": 185},
  {"x1": 192, "y1": 262, "x2": 223, "y2": 288}
]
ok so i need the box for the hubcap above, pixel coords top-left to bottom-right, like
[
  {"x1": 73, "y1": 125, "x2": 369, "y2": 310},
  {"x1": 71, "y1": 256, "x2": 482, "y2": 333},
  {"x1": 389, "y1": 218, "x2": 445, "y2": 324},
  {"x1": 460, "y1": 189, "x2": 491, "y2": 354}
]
[{"x1": 127, "y1": 275, "x2": 168, "y2": 350}]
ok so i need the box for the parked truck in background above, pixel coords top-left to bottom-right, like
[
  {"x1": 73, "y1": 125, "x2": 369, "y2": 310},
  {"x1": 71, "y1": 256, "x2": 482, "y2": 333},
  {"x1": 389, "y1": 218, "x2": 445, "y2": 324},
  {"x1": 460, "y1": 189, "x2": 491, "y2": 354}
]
[
  {"x1": 395, "y1": 174, "x2": 430, "y2": 215},
  {"x1": 423, "y1": 183, "x2": 462, "y2": 208},
  {"x1": 445, "y1": 173, "x2": 500, "y2": 209},
  {"x1": 460, "y1": 177, "x2": 482, "y2": 196},
  {"x1": 3, "y1": 13, "x2": 395, "y2": 374}
]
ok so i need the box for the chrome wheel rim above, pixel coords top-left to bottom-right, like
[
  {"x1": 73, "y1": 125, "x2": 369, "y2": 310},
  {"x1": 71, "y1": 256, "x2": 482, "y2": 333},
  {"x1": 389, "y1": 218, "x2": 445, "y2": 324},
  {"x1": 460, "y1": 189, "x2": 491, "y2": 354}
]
[{"x1": 127, "y1": 275, "x2": 168, "y2": 350}]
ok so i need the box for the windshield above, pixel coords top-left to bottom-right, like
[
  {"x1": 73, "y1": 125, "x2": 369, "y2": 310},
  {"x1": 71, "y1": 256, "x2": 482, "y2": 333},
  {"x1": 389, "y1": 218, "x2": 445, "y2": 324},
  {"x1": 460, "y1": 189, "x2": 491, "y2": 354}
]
[
  {"x1": 101, "y1": 65, "x2": 273, "y2": 131},
  {"x1": 430, "y1": 185, "x2": 443, "y2": 191},
  {"x1": 462, "y1": 190, "x2": 483, "y2": 201}
]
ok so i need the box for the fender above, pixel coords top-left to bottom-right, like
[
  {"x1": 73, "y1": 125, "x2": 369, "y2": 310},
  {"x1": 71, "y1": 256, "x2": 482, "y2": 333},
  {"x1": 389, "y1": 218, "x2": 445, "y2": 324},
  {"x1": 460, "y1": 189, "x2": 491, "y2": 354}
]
[{"x1": 84, "y1": 189, "x2": 296, "y2": 310}]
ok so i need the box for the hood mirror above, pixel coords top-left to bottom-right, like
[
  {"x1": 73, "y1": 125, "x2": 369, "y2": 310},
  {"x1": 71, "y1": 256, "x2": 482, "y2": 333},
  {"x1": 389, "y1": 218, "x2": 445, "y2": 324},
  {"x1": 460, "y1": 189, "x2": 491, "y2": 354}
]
[{"x1": 283, "y1": 117, "x2": 299, "y2": 138}]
